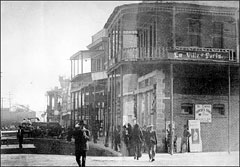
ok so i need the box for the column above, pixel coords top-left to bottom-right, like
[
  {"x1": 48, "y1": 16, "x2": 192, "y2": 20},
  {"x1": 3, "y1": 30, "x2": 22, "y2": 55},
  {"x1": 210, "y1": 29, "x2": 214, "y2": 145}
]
[{"x1": 170, "y1": 63, "x2": 174, "y2": 155}]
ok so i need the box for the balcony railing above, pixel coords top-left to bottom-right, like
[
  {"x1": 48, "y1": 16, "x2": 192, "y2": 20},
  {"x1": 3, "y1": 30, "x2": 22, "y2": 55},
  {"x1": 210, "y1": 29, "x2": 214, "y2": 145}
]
[
  {"x1": 108, "y1": 46, "x2": 238, "y2": 68},
  {"x1": 122, "y1": 47, "x2": 169, "y2": 61}
]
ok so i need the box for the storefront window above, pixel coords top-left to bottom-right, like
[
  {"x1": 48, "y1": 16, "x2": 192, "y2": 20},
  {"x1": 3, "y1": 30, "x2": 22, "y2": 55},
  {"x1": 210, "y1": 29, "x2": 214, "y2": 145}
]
[
  {"x1": 213, "y1": 104, "x2": 225, "y2": 116},
  {"x1": 181, "y1": 103, "x2": 193, "y2": 114}
]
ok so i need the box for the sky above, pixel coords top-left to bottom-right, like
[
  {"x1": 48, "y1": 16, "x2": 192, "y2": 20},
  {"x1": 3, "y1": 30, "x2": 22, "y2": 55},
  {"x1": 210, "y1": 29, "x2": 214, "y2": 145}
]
[{"x1": 1, "y1": 1, "x2": 239, "y2": 118}]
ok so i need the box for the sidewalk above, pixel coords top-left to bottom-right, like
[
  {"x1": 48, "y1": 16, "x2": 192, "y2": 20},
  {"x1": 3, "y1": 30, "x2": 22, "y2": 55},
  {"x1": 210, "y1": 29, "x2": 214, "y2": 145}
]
[{"x1": 1, "y1": 151, "x2": 239, "y2": 166}]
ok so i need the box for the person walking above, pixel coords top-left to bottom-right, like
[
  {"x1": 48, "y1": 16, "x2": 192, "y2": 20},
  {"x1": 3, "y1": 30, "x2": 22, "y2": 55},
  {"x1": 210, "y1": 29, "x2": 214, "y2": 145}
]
[
  {"x1": 126, "y1": 123, "x2": 133, "y2": 156},
  {"x1": 71, "y1": 121, "x2": 90, "y2": 167},
  {"x1": 142, "y1": 125, "x2": 147, "y2": 153},
  {"x1": 123, "y1": 124, "x2": 131, "y2": 156},
  {"x1": 181, "y1": 124, "x2": 191, "y2": 153},
  {"x1": 17, "y1": 125, "x2": 24, "y2": 149},
  {"x1": 132, "y1": 123, "x2": 143, "y2": 160},
  {"x1": 146, "y1": 124, "x2": 157, "y2": 162},
  {"x1": 114, "y1": 125, "x2": 121, "y2": 152}
]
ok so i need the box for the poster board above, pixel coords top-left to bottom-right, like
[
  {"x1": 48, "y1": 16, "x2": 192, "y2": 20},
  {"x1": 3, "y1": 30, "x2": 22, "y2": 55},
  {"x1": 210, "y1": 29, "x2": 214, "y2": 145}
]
[
  {"x1": 195, "y1": 104, "x2": 212, "y2": 123},
  {"x1": 188, "y1": 120, "x2": 202, "y2": 152}
]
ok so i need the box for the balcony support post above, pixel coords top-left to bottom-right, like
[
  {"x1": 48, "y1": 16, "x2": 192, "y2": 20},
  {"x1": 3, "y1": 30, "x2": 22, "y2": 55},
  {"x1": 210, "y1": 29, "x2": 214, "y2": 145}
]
[
  {"x1": 73, "y1": 92, "x2": 75, "y2": 127},
  {"x1": 235, "y1": 11, "x2": 239, "y2": 62},
  {"x1": 81, "y1": 89, "x2": 83, "y2": 120},
  {"x1": 111, "y1": 73, "x2": 114, "y2": 149},
  {"x1": 228, "y1": 64, "x2": 231, "y2": 154},
  {"x1": 170, "y1": 63, "x2": 174, "y2": 155},
  {"x1": 172, "y1": 6, "x2": 176, "y2": 49}
]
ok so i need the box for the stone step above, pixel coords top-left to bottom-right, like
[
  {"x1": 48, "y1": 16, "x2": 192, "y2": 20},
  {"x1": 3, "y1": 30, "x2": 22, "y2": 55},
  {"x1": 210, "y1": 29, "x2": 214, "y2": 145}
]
[
  {"x1": 1, "y1": 138, "x2": 34, "y2": 145},
  {"x1": 1, "y1": 144, "x2": 36, "y2": 154}
]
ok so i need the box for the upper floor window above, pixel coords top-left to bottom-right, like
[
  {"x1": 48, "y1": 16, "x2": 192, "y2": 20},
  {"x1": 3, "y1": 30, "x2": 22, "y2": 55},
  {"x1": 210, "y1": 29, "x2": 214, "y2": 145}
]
[
  {"x1": 213, "y1": 22, "x2": 223, "y2": 35},
  {"x1": 189, "y1": 35, "x2": 201, "y2": 47},
  {"x1": 189, "y1": 19, "x2": 201, "y2": 34},
  {"x1": 213, "y1": 22, "x2": 223, "y2": 48},
  {"x1": 188, "y1": 19, "x2": 201, "y2": 47},
  {"x1": 213, "y1": 36, "x2": 223, "y2": 48}
]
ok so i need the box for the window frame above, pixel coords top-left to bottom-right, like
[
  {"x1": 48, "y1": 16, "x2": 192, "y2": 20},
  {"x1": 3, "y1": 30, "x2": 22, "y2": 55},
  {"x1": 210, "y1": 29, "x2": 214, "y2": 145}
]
[
  {"x1": 212, "y1": 21, "x2": 224, "y2": 48},
  {"x1": 212, "y1": 104, "x2": 226, "y2": 117},
  {"x1": 181, "y1": 103, "x2": 194, "y2": 115},
  {"x1": 188, "y1": 19, "x2": 201, "y2": 47}
]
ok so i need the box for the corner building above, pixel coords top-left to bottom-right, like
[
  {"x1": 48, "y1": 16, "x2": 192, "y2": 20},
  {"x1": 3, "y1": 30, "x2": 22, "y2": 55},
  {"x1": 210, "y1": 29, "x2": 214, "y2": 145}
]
[{"x1": 104, "y1": 2, "x2": 239, "y2": 153}]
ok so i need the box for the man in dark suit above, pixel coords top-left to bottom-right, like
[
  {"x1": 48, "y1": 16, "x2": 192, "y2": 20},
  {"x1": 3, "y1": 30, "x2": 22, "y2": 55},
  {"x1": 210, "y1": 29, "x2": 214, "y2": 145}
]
[
  {"x1": 17, "y1": 125, "x2": 24, "y2": 148},
  {"x1": 72, "y1": 121, "x2": 90, "y2": 167}
]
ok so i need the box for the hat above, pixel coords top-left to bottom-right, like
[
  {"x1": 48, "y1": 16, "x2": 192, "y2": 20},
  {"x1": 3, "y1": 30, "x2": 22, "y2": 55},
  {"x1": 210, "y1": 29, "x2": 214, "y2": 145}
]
[
  {"x1": 148, "y1": 124, "x2": 154, "y2": 128},
  {"x1": 75, "y1": 123, "x2": 80, "y2": 128},
  {"x1": 79, "y1": 120, "x2": 84, "y2": 125}
]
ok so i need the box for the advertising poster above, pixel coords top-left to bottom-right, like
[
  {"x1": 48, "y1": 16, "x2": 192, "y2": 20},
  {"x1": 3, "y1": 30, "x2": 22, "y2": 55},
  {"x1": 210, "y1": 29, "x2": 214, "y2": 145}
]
[
  {"x1": 195, "y1": 104, "x2": 212, "y2": 123},
  {"x1": 188, "y1": 120, "x2": 202, "y2": 152}
]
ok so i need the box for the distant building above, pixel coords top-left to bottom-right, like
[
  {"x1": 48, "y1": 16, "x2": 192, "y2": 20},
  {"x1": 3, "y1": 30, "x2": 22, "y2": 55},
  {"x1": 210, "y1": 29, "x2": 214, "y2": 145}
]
[
  {"x1": 46, "y1": 76, "x2": 71, "y2": 127},
  {"x1": 1, "y1": 107, "x2": 36, "y2": 127},
  {"x1": 70, "y1": 29, "x2": 108, "y2": 134},
  {"x1": 46, "y1": 86, "x2": 62, "y2": 123},
  {"x1": 59, "y1": 76, "x2": 71, "y2": 127}
]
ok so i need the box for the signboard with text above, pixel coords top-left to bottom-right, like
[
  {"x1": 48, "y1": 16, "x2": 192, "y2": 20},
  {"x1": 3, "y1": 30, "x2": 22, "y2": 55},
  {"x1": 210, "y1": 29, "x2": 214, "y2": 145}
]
[
  {"x1": 174, "y1": 51, "x2": 229, "y2": 61},
  {"x1": 195, "y1": 104, "x2": 212, "y2": 123},
  {"x1": 188, "y1": 120, "x2": 202, "y2": 152}
]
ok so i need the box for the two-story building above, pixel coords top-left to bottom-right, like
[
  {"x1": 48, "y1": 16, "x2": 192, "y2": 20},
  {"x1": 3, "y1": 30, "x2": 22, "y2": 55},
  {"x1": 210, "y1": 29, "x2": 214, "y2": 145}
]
[
  {"x1": 104, "y1": 2, "x2": 239, "y2": 154},
  {"x1": 46, "y1": 76, "x2": 71, "y2": 127},
  {"x1": 46, "y1": 86, "x2": 62, "y2": 123},
  {"x1": 70, "y1": 29, "x2": 109, "y2": 136}
]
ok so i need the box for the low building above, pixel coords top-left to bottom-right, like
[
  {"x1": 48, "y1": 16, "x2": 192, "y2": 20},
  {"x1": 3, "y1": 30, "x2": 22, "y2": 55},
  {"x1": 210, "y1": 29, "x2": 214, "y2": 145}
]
[{"x1": 1, "y1": 107, "x2": 36, "y2": 128}]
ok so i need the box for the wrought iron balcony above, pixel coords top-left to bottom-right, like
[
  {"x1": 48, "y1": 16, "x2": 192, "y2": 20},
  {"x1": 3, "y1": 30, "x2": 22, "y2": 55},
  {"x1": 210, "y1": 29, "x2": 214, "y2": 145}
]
[{"x1": 108, "y1": 46, "x2": 237, "y2": 68}]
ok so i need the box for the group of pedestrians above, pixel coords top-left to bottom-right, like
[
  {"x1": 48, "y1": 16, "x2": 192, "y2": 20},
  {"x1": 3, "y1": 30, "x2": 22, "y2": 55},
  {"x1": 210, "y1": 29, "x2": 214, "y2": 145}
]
[
  {"x1": 122, "y1": 123, "x2": 158, "y2": 162},
  {"x1": 17, "y1": 120, "x2": 191, "y2": 167}
]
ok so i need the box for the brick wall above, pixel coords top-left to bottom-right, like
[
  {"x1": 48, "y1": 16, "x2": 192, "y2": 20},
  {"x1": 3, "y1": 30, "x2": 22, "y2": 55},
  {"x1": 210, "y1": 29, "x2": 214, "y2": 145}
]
[
  {"x1": 175, "y1": 12, "x2": 236, "y2": 49},
  {"x1": 155, "y1": 70, "x2": 167, "y2": 152},
  {"x1": 160, "y1": 65, "x2": 239, "y2": 152}
]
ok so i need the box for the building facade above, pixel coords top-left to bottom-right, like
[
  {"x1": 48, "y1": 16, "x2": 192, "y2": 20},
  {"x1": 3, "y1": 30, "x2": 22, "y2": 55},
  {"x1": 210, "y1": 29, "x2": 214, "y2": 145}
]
[
  {"x1": 70, "y1": 29, "x2": 109, "y2": 136},
  {"x1": 46, "y1": 76, "x2": 71, "y2": 127},
  {"x1": 104, "y1": 2, "x2": 239, "y2": 154},
  {"x1": 58, "y1": 76, "x2": 71, "y2": 127},
  {"x1": 1, "y1": 107, "x2": 36, "y2": 128},
  {"x1": 46, "y1": 86, "x2": 62, "y2": 123}
]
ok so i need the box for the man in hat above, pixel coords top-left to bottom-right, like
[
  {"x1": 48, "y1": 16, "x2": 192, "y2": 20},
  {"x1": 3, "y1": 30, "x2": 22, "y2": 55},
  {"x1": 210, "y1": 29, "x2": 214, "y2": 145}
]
[
  {"x1": 71, "y1": 121, "x2": 90, "y2": 167},
  {"x1": 146, "y1": 124, "x2": 157, "y2": 162},
  {"x1": 17, "y1": 125, "x2": 24, "y2": 148}
]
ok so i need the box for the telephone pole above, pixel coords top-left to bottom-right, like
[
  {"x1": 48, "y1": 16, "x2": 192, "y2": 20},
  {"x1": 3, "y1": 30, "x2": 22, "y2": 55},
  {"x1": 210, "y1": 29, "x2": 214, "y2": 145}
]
[{"x1": 8, "y1": 92, "x2": 13, "y2": 109}]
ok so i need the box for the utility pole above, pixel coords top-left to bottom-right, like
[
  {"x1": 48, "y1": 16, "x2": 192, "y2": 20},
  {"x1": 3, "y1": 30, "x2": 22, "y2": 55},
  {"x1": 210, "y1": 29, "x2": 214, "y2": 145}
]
[
  {"x1": 8, "y1": 92, "x2": 13, "y2": 109},
  {"x1": 1, "y1": 97, "x2": 5, "y2": 109}
]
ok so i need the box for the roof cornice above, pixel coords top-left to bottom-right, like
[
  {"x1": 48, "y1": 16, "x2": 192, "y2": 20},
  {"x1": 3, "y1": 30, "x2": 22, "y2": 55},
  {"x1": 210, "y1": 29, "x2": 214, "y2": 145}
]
[{"x1": 104, "y1": 2, "x2": 238, "y2": 29}]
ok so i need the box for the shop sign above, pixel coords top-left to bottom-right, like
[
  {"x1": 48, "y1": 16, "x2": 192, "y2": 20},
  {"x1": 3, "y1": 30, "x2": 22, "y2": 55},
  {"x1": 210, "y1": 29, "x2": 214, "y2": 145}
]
[
  {"x1": 195, "y1": 104, "x2": 212, "y2": 123},
  {"x1": 188, "y1": 120, "x2": 202, "y2": 152},
  {"x1": 174, "y1": 51, "x2": 229, "y2": 61}
]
